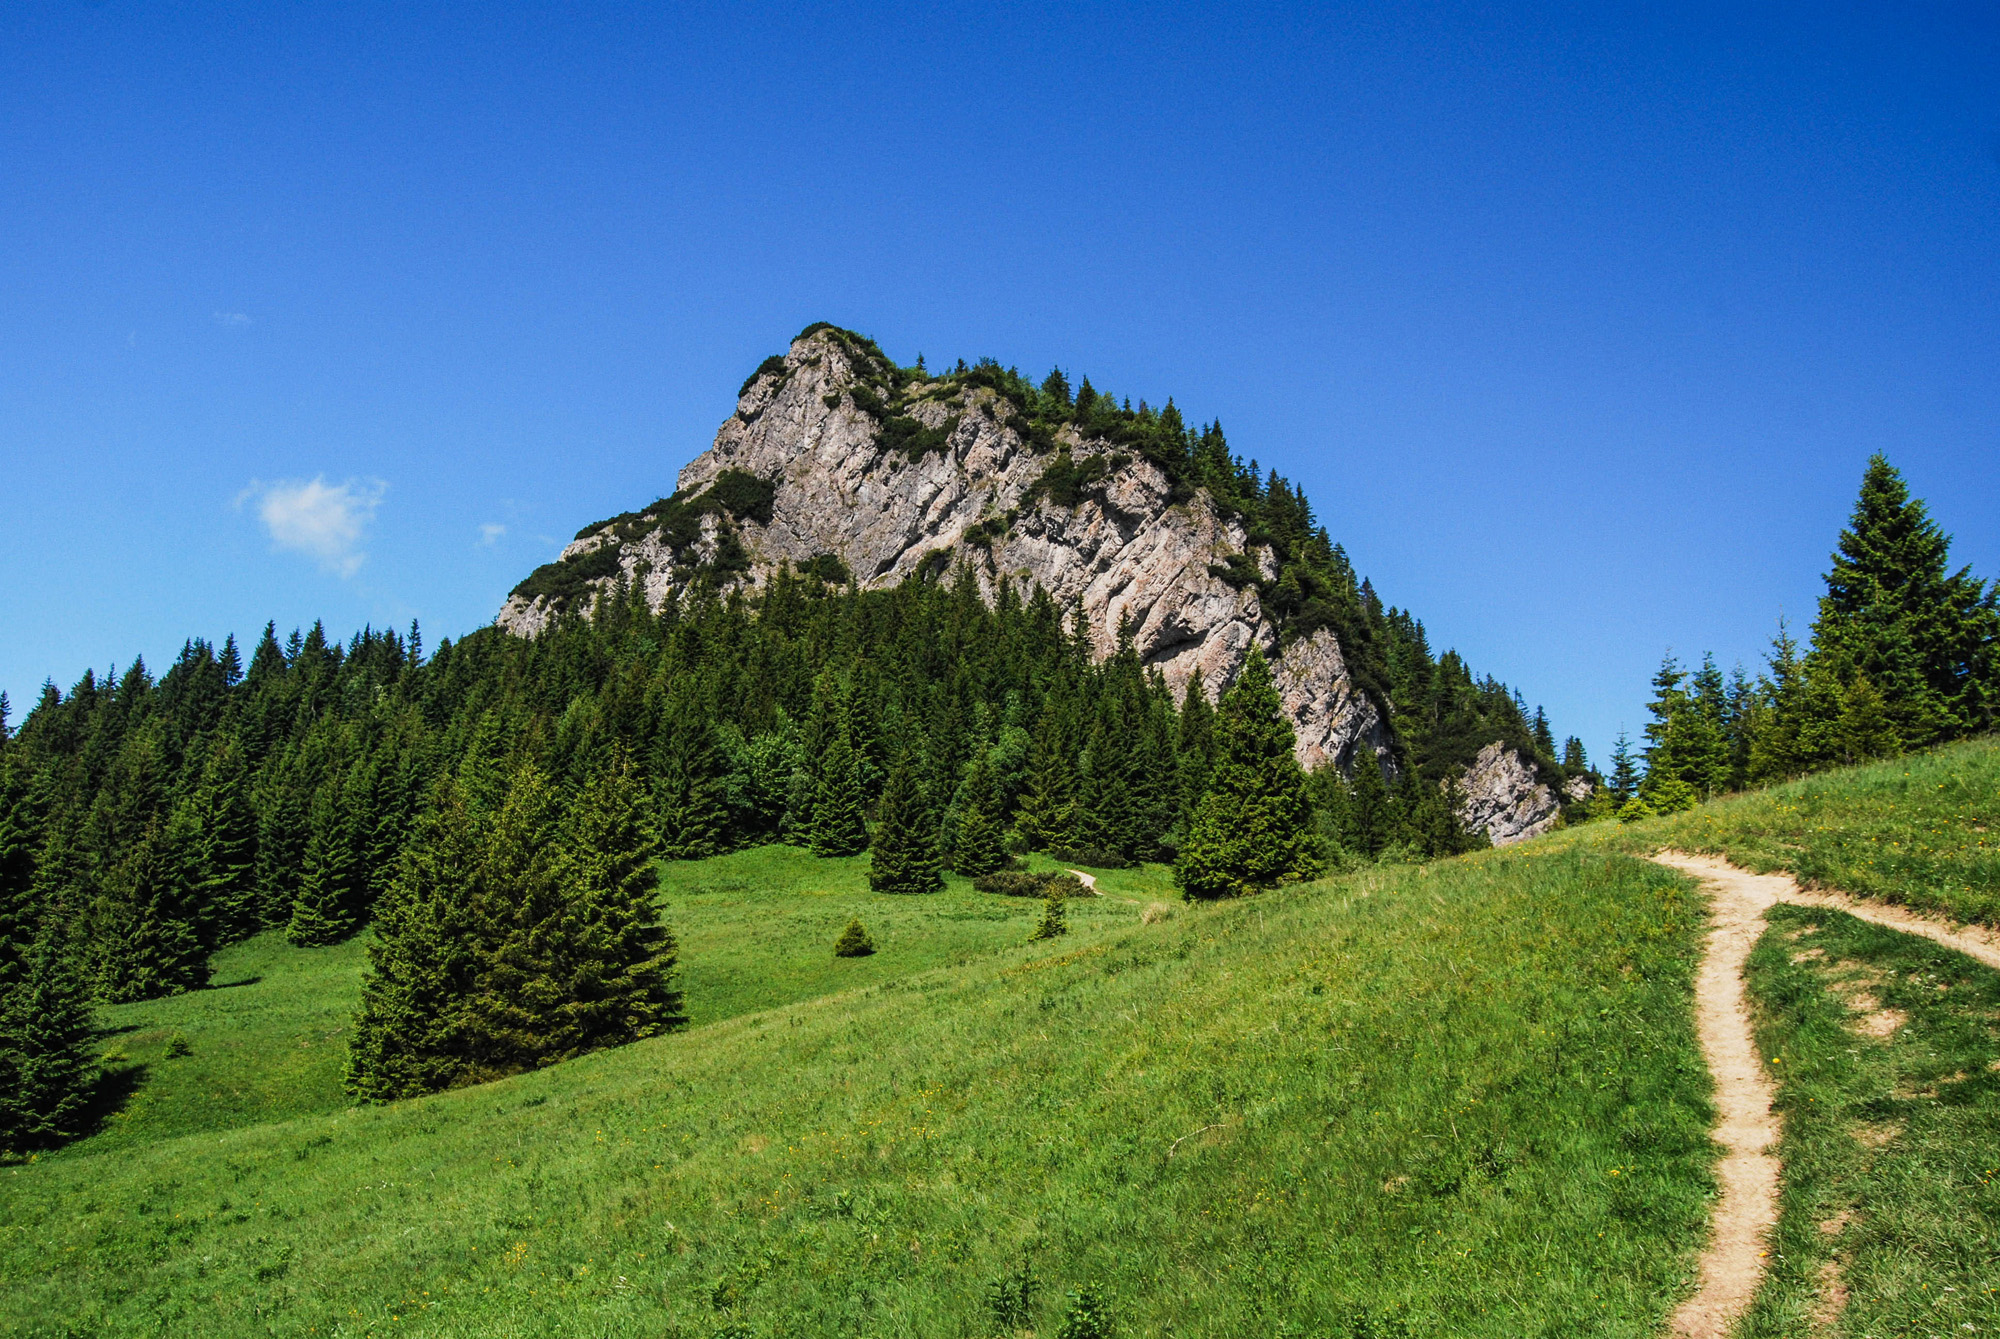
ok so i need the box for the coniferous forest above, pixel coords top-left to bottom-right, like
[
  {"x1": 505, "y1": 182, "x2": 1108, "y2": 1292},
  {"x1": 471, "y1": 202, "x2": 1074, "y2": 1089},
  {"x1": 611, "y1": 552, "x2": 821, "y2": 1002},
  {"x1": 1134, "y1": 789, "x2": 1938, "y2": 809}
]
[{"x1": 0, "y1": 433, "x2": 1991, "y2": 1149}]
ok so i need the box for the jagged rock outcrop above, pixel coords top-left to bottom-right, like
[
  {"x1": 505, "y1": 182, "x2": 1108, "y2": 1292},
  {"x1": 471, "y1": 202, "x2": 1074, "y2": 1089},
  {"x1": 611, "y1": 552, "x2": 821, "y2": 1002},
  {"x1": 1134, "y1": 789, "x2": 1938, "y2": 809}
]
[
  {"x1": 498, "y1": 327, "x2": 1398, "y2": 768},
  {"x1": 1456, "y1": 742, "x2": 1562, "y2": 845},
  {"x1": 1563, "y1": 774, "x2": 1595, "y2": 804}
]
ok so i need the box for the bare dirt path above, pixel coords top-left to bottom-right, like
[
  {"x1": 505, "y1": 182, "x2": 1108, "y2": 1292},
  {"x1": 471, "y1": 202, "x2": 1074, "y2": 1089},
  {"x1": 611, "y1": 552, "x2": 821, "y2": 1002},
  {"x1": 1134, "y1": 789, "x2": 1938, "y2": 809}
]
[
  {"x1": 1652, "y1": 853, "x2": 1785, "y2": 1338},
  {"x1": 1650, "y1": 851, "x2": 2000, "y2": 1336}
]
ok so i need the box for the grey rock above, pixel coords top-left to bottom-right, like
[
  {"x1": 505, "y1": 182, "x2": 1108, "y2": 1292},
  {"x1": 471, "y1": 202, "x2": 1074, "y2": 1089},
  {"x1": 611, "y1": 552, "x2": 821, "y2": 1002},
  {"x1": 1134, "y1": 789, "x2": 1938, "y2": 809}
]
[
  {"x1": 498, "y1": 328, "x2": 1397, "y2": 768},
  {"x1": 1456, "y1": 741, "x2": 1562, "y2": 845}
]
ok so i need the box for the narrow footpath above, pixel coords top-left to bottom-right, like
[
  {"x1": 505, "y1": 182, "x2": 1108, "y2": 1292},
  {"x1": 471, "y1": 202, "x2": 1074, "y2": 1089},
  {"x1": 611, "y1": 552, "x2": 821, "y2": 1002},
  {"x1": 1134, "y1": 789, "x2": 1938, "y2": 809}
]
[{"x1": 1650, "y1": 851, "x2": 2000, "y2": 1337}]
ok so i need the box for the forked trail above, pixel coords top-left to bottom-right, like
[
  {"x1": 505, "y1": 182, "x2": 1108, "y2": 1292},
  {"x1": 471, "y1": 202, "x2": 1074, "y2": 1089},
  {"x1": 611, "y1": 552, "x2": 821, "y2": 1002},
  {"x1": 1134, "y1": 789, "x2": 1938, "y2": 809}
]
[{"x1": 1649, "y1": 852, "x2": 2000, "y2": 1337}]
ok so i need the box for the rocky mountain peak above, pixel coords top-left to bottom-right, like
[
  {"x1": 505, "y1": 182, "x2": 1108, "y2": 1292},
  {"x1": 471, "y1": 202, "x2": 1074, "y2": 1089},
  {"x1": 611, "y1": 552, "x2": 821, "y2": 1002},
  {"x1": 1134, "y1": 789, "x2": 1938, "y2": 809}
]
[{"x1": 498, "y1": 323, "x2": 1566, "y2": 842}]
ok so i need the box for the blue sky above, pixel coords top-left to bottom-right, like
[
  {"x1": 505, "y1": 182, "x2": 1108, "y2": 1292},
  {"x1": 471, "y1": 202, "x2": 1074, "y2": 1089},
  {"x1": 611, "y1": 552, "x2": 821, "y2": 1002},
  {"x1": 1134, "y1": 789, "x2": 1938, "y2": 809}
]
[{"x1": 3, "y1": 2, "x2": 1995, "y2": 764}]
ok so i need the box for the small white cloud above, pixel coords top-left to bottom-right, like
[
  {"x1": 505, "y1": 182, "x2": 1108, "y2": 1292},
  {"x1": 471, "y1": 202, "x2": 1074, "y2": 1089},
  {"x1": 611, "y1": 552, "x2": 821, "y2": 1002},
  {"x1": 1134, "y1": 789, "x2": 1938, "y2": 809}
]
[
  {"x1": 237, "y1": 476, "x2": 385, "y2": 578},
  {"x1": 479, "y1": 522, "x2": 507, "y2": 546},
  {"x1": 214, "y1": 311, "x2": 252, "y2": 326}
]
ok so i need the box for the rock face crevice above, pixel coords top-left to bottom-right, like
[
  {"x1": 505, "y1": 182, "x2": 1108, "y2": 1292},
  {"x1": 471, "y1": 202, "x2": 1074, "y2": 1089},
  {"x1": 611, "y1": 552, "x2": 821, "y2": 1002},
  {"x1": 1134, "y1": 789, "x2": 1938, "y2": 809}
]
[{"x1": 496, "y1": 329, "x2": 1546, "y2": 822}]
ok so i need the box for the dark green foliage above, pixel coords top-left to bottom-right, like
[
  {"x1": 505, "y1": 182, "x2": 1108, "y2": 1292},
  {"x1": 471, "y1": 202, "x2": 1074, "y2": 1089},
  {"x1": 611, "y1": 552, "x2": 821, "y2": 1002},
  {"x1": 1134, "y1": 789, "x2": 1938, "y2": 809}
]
[
  {"x1": 868, "y1": 761, "x2": 943, "y2": 895},
  {"x1": 1175, "y1": 650, "x2": 1321, "y2": 899},
  {"x1": 832, "y1": 917, "x2": 875, "y2": 957},
  {"x1": 347, "y1": 762, "x2": 682, "y2": 1100},
  {"x1": 1, "y1": 922, "x2": 98, "y2": 1151},
  {"x1": 93, "y1": 815, "x2": 207, "y2": 1002},
  {"x1": 1638, "y1": 456, "x2": 1996, "y2": 798},
  {"x1": 878, "y1": 412, "x2": 958, "y2": 462},
  {"x1": 1030, "y1": 450, "x2": 1115, "y2": 507},
  {"x1": 344, "y1": 781, "x2": 489, "y2": 1101},
  {"x1": 287, "y1": 779, "x2": 361, "y2": 946},
  {"x1": 653, "y1": 713, "x2": 731, "y2": 862},
  {"x1": 810, "y1": 728, "x2": 870, "y2": 858},
  {"x1": 508, "y1": 541, "x2": 624, "y2": 607},
  {"x1": 973, "y1": 869, "x2": 1080, "y2": 897},
  {"x1": 739, "y1": 354, "x2": 788, "y2": 397},
  {"x1": 797, "y1": 552, "x2": 850, "y2": 585},
  {"x1": 704, "y1": 469, "x2": 778, "y2": 526},
  {"x1": 948, "y1": 751, "x2": 1009, "y2": 876}
]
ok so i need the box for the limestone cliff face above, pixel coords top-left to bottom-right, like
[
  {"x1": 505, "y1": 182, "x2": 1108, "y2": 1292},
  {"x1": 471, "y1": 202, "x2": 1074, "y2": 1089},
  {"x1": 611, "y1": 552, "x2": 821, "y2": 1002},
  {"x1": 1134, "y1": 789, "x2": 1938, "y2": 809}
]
[
  {"x1": 1455, "y1": 741, "x2": 1562, "y2": 846},
  {"x1": 497, "y1": 327, "x2": 1392, "y2": 770}
]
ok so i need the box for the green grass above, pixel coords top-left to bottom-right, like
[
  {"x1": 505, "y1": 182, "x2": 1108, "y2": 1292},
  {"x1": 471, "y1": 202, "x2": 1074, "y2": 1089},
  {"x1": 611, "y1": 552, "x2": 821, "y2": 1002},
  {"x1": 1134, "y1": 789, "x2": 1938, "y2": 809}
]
[
  {"x1": 0, "y1": 846, "x2": 1716, "y2": 1337},
  {"x1": 1740, "y1": 903, "x2": 2000, "y2": 1336},
  {"x1": 87, "y1": 934, "x2": 371, "y2": 1151},
  {"x1": 78, "y1": 847, "x2": 1126, "y2": 1153},
  {"x1": 1550, "y1": 734, "x2": 2000, "y2": 923},
  {"x1": 657, "y1": 846, "x2": 1139, "y2": 1025}
]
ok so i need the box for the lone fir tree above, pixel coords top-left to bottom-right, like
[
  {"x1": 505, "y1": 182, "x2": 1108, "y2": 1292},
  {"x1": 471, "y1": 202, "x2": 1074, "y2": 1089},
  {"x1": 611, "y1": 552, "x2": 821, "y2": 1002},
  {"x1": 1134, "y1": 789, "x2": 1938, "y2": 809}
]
[{"x1": 1174, "y1": 648, "x2": 1321, "y2": 899}]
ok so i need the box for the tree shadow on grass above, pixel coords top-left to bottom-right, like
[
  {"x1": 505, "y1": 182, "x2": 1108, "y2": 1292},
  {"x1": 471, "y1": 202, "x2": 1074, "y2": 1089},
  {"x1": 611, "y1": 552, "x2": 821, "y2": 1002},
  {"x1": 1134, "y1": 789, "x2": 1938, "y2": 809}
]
[
  {"x1": 207, "y1": 976, "x2": 262, "y2": 990},
  {"x1": 69, "y1": 1060, "x2": 150, "y2": 1144}
]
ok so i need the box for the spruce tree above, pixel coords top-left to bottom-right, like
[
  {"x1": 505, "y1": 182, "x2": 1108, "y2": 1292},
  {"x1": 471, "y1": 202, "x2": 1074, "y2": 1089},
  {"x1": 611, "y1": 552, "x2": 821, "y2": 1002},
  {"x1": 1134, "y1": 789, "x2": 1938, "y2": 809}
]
[
  {"x1": 811, "y1": 728, "x2": 870, "y2": 857},
  {"x1": 2, "y1": 921, "x2": 98, "y2": 1151},
  {"x1": 457, "y1": 765, "x2": 565, "y2": 1080},
  {"x1": 1029, "y1": 884, "x2": 1068, "y2": 940},
  {"x1": 1174, "y1": 649, "x2": 1321, "y2": 899},
  {"x1": 93, "y1": 815, "x2": 207, "y2": 1002},
  {"x1": 253, "y1": 757, "x2": 309, "y2": 929},
  {"x1": 1015, "y1": 694, "x2": 1080, "y2": 851},
  {"x1": 949, "y1": 751, "x2": 1009, "y2": 877},
  {"x1": 1345, "y1": 749, "x2": 1393, "y2": 859},
  {"x1": 346, "y1": 778, "x2": 491, "y2": 1100},
  {"x1": 288, "y1": 780, "x2": 358, "y2": 946},
  {"x1": 1173, "y1": 678, "x2": 1215, "y2": 837},
  {"x1": 188, "y1": 737, "x2": 258, "y2": 946},
  {"x1": 652, "y1": 714, "x2": 731, "y2": 860},
  {"x1": 869, "y1": 759, "x2": 944, "y2": 894},
  {"x1": 833, "y1": 917, "x2": 876, "y2": 957},
  {"x1": 1810, "y1": 454, "x2": 1999, "y2": 744},
  {"x1": 544, "y1": 759, "x2": 683, "y2": 1056},
  {"x1": 1607, "y1": 731, "x2": 1640, "y2": 803}
]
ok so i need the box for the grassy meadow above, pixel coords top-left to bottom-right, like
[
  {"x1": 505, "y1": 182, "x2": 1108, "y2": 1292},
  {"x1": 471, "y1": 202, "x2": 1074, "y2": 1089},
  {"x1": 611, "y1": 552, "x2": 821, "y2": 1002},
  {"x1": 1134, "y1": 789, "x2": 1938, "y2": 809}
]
[
  {"x1": 1, "y1": 844, "x2": 1717, "y2": 1337},
  {"x1": 1735, "y1": 901, "x2": 2000, "y2": 1337},
  {"x1": 1549, "y1": 735, "x2": 2000, "y2": 923}
]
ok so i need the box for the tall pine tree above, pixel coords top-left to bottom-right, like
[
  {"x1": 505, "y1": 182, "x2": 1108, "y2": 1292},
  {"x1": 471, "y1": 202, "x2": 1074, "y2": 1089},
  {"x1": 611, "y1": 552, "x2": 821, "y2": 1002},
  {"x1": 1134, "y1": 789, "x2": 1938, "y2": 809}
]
[{"x1": 1175, "y1": 649, "x2": 1321, "y2": 899}]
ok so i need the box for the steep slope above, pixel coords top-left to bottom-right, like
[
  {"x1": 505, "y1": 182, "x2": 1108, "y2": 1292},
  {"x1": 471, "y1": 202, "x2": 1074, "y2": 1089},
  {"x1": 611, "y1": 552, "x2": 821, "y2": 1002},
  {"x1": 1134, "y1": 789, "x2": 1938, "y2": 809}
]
[{"x1": 499, "y1": 323, "x2": 1564, "y2": 837}]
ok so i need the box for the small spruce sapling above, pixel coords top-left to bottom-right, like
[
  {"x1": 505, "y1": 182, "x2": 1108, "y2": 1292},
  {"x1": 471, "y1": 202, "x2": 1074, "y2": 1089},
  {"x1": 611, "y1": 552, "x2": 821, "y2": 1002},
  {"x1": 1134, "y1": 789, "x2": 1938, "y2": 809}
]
[
  {"x1": 1029, "y1": 884, "x2": 1068, "y2": 941},
  {"x1": 833, "y1": 918, "x2": 875, "y2": 957}
]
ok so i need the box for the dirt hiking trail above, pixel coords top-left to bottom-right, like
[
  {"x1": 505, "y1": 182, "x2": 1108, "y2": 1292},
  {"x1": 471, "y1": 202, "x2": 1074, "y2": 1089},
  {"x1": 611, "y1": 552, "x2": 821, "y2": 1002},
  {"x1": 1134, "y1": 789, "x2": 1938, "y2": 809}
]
[{"x1": 1650, "y1": 851, "x2": 2000, "y2": 1337}]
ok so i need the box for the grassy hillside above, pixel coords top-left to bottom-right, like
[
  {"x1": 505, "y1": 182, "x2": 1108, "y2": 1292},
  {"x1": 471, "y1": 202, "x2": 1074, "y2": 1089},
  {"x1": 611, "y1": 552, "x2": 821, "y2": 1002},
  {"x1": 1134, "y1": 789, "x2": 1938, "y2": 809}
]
[
  {"x1": 1739, "y1": 902, "x2": 2000, "y2": 1336},
  {"x1": 74, "y1": 849, "x2": 1149, "y2": 1154},
  {"x1": 1, "y1": 846, "x2": 1714, "y2": 1337},
  {"x1": 1551, "y1": 735, "x2": 2000, "y2": 922}
]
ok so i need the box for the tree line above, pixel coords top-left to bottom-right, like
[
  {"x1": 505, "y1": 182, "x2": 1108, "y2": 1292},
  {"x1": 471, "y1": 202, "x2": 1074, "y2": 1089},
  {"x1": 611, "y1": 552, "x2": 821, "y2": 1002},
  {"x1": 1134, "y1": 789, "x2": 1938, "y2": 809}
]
[
  {"x1": 1605, "y1": 456, "x2": 1997, "y2": 817},
  {"x1": 0, "y1": 534, "x2": 1585, "y2": 1140}
]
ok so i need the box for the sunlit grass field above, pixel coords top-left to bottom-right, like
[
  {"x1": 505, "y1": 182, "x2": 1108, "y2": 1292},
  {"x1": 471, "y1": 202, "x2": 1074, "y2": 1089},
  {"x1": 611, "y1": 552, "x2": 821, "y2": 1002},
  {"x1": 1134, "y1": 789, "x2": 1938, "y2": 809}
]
[
  {"x1": 1736, "y1": 902, "x2": 2000, "y2": 1337},
  {"x1": 1, "y1": 845, "x2": 1714, "y2": 1337},
  {"x1": 1549, "y1": 735, "x2": 2000, "y2": 923}
]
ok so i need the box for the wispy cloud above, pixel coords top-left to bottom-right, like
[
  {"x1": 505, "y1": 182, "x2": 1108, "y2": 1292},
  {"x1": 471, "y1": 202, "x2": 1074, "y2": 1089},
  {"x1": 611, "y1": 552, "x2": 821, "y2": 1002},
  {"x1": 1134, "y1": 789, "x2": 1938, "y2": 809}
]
[
  {"x1": 214, "y1": 311, "x2": 252, "y2": 326},
  {"x1": 237, "y1": 476, "x2": 386, "y2": 578},
  {"x1": 479, "y1": 522, "x2": 507, "y2": 546}
]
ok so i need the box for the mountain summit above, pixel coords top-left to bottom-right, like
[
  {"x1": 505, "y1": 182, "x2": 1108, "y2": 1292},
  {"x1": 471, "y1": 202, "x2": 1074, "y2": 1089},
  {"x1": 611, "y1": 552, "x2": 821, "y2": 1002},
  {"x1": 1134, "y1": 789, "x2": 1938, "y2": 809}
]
[{"x1": 499, "y1": 323, "x2": 1575, "y2": 841}]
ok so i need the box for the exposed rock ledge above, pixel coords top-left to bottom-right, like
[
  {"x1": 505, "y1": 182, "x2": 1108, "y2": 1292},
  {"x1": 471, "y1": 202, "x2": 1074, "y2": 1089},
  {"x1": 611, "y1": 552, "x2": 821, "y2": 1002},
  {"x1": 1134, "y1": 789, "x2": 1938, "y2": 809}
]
[{"x1": 1456, "y1": 741, "x2": 1562, "y2": 845}]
